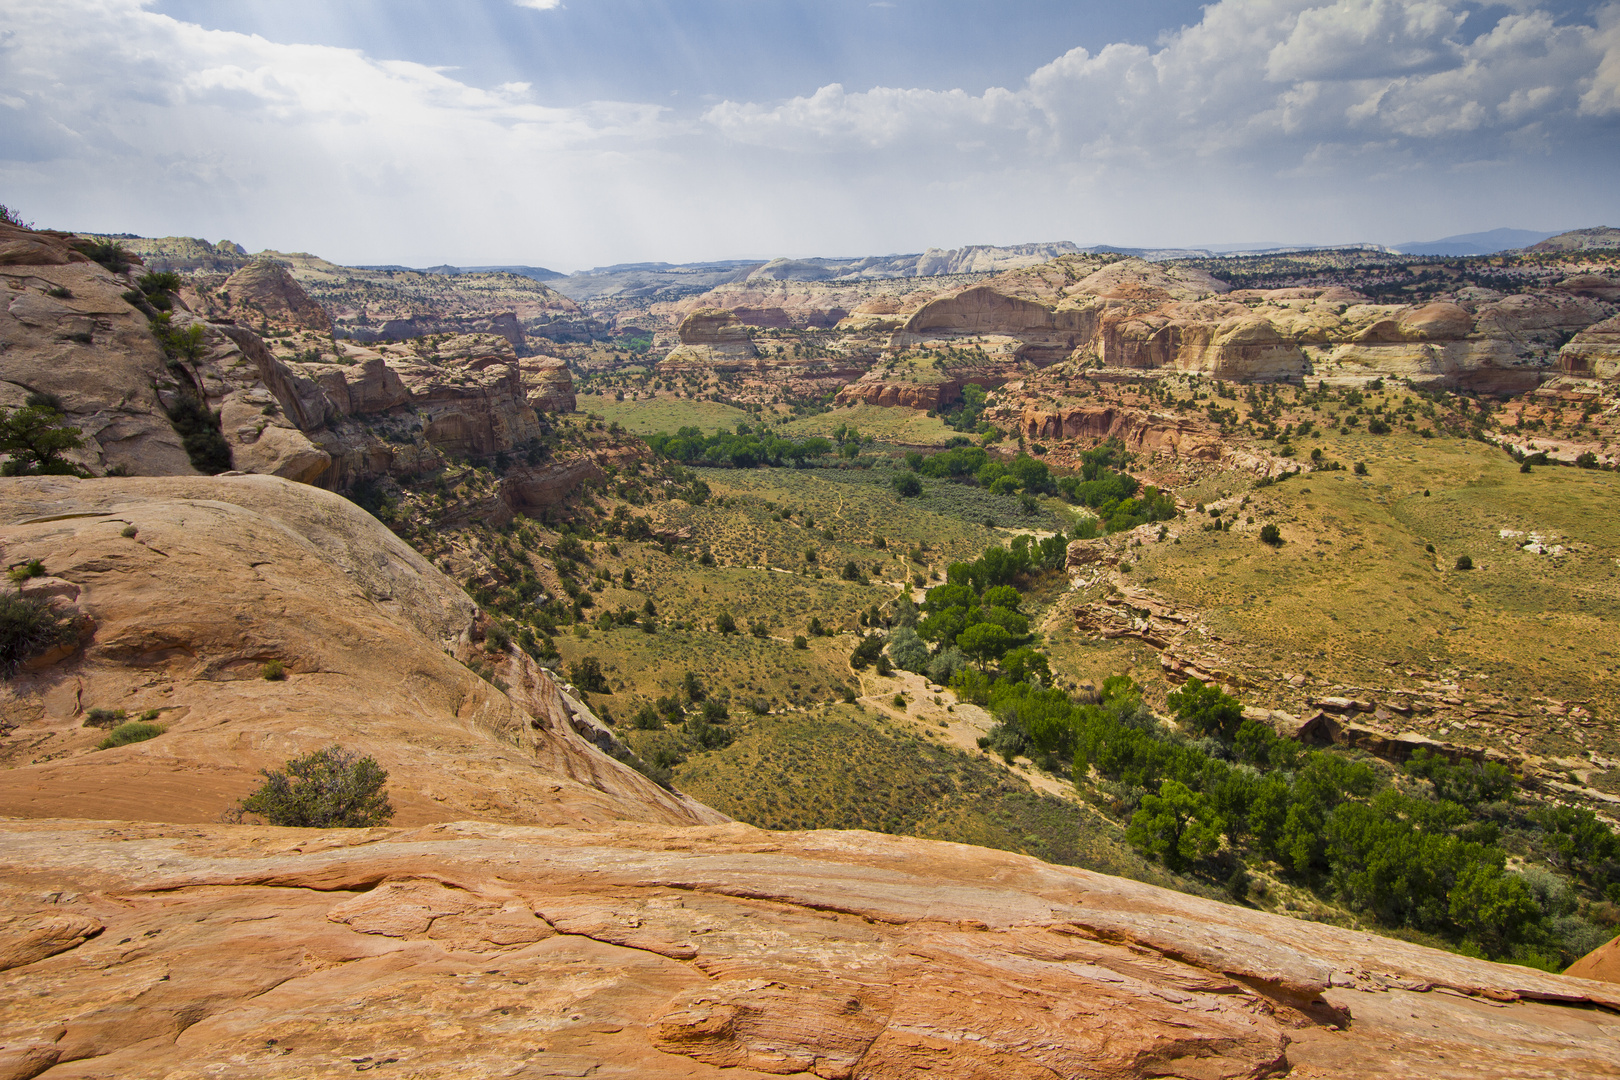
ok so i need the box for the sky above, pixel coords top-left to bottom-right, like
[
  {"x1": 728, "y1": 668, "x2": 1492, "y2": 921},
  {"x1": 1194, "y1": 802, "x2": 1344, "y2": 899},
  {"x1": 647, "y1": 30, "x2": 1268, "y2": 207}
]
[{"x1": 2, "y1": 0, "x2": 1618, "y2": 270}]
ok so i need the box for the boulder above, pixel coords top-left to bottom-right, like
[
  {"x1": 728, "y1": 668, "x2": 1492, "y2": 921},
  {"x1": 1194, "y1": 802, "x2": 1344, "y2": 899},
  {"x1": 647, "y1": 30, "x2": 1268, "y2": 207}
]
[{"x1": 678, "y1": 308, "x2": 754, "y2": 345}]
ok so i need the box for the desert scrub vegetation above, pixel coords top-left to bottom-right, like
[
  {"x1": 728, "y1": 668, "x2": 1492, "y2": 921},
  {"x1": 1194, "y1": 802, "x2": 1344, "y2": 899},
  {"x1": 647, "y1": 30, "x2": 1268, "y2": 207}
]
[
  {"x1": 227, "y1": 745, "x2": 395, "y2": 828},
  {"x1": 98, "y1": 720, "x2": 165, "y2": 749},
  {"x1": 650, "y1": 700, "x2": 1194, "y2": 893}
]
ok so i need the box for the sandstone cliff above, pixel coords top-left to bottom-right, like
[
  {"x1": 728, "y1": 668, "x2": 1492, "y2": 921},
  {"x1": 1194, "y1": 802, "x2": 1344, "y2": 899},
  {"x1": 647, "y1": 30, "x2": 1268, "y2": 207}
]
[
  {"x1": 0, "y1": 223, "x2": 589, "y2": 499},
  {"x1": 0, "y1": 474, "x2": 720, "y2": 829},
  {"x1": 876, "y1": 256, "x2": 1617, "y2": 392},
  {"x1": 1559, "y1": 314, "x2": 1620, "y2": 379}
]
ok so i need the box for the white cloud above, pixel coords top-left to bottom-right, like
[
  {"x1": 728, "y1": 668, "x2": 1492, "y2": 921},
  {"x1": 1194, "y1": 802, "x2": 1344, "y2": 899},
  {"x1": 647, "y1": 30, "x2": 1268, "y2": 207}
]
[
  {"x1": 0, "y1": 0, "x2": 1616, "y2": 265},
  {"x1": 513, "y1": 0, "x2": 564, "y2": 10}
]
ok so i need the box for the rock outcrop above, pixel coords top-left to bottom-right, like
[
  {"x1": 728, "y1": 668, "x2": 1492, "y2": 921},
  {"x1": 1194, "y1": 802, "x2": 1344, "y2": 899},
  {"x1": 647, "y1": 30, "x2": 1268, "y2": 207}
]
[
  {"x1": 0, "y1": 474, "x2": 719, "y2": 828},
  {"x1": 1022, "y1": 403, "x2": 1228, "y2": 460},
  {"x1": 219, "y1": 258, "x2": 332, "y2": 333},
  {"x1": 1567, "y1": 935, "x2": 1620, "y2": 983},
  {"x1": 521, "y1": 355, "x2": 577, "y2": 413},
  {"x1": 0, "y1": 816, "x2": 1617, "y2": 1079},
  {"x1": 1559, "y1": 314, "x2": 1620, "y2": 379},
  {"x1": 834, "y1": 380, "x2": 971, "y2": 409},
  {"x1": 0, "y1": 224, "x2": 197, "y2": 476},
  {"x1": 0, "y1": 225, "x2": 567, "y2": 490}
]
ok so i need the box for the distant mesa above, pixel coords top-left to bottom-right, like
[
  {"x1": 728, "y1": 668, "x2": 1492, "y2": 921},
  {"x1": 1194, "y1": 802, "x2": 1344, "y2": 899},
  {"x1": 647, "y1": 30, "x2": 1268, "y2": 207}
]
[
  {"x1": 1392, "y1": 228, "x2": 1561, "y2": 257},
  {"x1": 1527, "y1": 226, "x2": 1620, "y2": 253}
]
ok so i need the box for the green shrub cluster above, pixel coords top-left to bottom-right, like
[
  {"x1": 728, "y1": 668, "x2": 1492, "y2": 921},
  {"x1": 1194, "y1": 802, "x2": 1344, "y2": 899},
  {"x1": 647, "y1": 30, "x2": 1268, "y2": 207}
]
[
  {"x1": 1054, "y1": 443, "x2": 1177, "y2": 532},
  {"x1": 905, "y1": 440, "x2": 1174, "y2": 535},
  {"x1": 647, "y1": 423, "x2": 833, "y2": 468}
]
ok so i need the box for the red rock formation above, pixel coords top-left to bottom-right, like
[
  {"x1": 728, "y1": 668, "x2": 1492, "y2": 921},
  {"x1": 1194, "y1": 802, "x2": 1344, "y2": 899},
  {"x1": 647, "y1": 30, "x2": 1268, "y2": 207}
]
[
  {"x1": 1019, "y1": 404, "x2": 1227, "y2": 460},
  {"x1": 1567, "y1": 936, "x2": 1620, "y2": 983},
  {"x1": 500, "y1": 456, "x2": 604, "y2": 513},
  {"x1": 834, "y1": 379, "x2": 970, "y2": 409}
]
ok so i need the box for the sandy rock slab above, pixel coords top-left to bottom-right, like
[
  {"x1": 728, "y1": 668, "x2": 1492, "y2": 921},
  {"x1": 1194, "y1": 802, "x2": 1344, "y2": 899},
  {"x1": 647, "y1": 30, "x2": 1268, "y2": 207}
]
[{"x1": 1, "y1": 819, "x2": 1617, "y2": 1080}]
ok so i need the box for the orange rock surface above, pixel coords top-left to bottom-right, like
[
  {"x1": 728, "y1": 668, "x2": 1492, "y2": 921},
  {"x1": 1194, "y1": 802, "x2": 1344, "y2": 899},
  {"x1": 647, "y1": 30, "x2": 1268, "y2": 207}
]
[{"x1": 1, "y1": 818, "x2": 1617, "y2": 1079}]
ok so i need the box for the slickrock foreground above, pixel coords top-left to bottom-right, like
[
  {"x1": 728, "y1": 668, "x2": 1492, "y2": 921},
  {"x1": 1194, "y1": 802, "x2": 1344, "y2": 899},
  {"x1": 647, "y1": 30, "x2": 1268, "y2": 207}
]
[{"x1": 1, "y1": 818, "x2": 1618, "y2": 1079}]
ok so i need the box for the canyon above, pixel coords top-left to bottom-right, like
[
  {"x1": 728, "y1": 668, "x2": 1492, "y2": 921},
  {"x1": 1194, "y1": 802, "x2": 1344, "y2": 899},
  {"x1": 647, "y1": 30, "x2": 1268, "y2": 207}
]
[{"x1": 3, "y1": 220, "x2": 1620, "y2": 1078}]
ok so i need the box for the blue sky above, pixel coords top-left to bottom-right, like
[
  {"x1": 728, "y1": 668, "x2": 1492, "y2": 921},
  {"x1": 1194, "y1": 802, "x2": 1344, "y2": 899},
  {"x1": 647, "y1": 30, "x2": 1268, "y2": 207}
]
[{"x1": 4, "y1": 1, "x2": 1619, "y2": 269}]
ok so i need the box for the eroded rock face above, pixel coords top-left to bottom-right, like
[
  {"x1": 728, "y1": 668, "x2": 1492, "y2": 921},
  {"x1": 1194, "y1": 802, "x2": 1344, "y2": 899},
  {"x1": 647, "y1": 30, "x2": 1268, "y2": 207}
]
[
  {"x1": 834, "y1": 380, "x2": 969, "y2": 410},
  {"x1": 1020, "y1": 404, "x2": 1227, "y2": 461},
  {"x1": 679, "y1": 308, "x2": 753, "y2": 345},
  {"x1": 220, "y1": 259, "x2": 332, "y2": 333},
  {"x1": 0, "y1": 226, "x2": 196, "y2": 476},
  {"x1": 867, "y1": 258, "x2": 1616, "y2": 392},
  {"x1": 521, "y1": 355, "x2": 577, "y2": 413},
  {"x1": 1560, "y1": 314, "x2": 1620, "y2": 379},
  {"x1": 0, "y1": 475, "x2": 720, "y2": 829},
  {"x1": 0, "y1": 818, "x2": 1615, "y2": 1079}
]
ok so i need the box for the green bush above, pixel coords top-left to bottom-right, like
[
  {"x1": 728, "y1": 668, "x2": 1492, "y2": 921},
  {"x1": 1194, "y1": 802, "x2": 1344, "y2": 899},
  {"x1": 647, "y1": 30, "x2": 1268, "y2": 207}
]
[
  {"x1": 72, "y1": 238, "x2": 132, "y2": 273},
  {"x1": 261, "y1": 659, "x2": 286, "y2": 681},
  {"x1": 0, "y1": 592, "x2": 80, "y2": 676},
  {"x1": 229, "y1": 745, "x2": 395, "y2": 828},
  {"x1": 99, "y1": 721, "x2": 165, "y2": 749},
  {"x1": 162, "y1": 392, "x2": 232, "y2": 475},
  {"x1": 1259, "y1": 524, "x2": 1282, "y2": 546},
  {"x1": 892, "y1": 472, "x2": 922, "y2": 497},
  {"x1": 84, "y1": 707, "x2": 126, "y2": 728},
  {"x1": 886, "y1": 626, "x2": 930, "y2": 673},
  {"x1": 1455, "y1": 555, "x2": 1473, "y2": 571}
]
